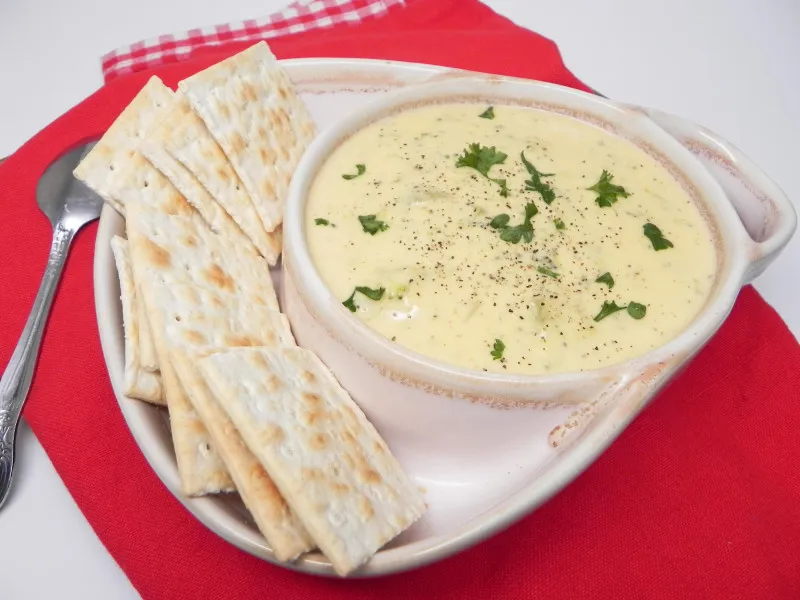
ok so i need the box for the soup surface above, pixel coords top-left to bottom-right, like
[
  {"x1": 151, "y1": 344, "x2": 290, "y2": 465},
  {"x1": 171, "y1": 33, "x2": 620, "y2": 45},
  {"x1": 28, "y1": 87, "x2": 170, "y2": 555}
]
[{"x1": 305, "y1": 103, "x2": 716, "y2": 374}]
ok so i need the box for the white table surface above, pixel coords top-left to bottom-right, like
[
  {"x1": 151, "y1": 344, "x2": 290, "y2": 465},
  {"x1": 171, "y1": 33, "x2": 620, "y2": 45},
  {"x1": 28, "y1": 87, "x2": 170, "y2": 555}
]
[{"x1": 1, "y1": 0, "x2": 798, "y2": 597}]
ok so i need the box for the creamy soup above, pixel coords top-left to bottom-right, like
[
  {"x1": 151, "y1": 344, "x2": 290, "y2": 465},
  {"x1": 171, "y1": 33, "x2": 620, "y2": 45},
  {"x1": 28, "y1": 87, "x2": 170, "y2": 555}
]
[{"x1": 305, "y1": 103, "x2": 716, "y2": 375}]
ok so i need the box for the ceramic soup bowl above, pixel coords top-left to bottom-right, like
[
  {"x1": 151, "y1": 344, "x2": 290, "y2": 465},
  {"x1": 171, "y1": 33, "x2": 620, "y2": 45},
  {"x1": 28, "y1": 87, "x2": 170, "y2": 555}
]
[{"x1": 281, "y1": 76, "x2": 796, "y2": 462}]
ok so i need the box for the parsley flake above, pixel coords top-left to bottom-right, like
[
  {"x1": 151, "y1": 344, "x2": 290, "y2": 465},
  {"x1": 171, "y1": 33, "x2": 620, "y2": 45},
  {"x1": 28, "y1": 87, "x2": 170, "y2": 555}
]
[
  {"x1": 521, "y1": 152, "x2": 556, "y2": 204},
  {"x1": 358, "y1": 214, "x2": 389, "y2": 235},
  {"x1": 627, "y1": 302, "x2": 647, "y2": 319},
  {"x1": 342, "y1": 286, "x2": 385, "y2": 312},
  {"x1": 355, "y1": 286, "x2": 385, "y2": 301},
  {"x1": 342, "y1": 164, "x2": 366, "y2": 180},
  {"x1": 593, "y1": 300, "x2": 647, "y2": 322},
  {"x1": 490, "y1": 339, "x2": 505, "y2": 361},
  {"x1": 588, "y1": 170, "x2": 629, "y2": 207},
  {"x1": 643, "y1": 223, "x2": 674, "y2": 250},
  {"x1": 593, "y1": 301, "x2": 627, "y2": 322},
  {"x1": 490, "y1": 202, "x2": 537, "y2": 244},
  {"x1": 489, "y1": 214, "x2": 510, "y2": 229},
  {"x1": 342, "y1": 294, "x2": 357, "y2": 313},
  {"x1": 537, "y1": 266, "x2": 559, "y2": 279},
  {"x1": 456, "y1": 143, "x2": 508, "y2": 196},
  {"x1": 595, "y1": 272, "x2": 614, "y2": 289},
  {"x1": 478, "y1": 106, "x2": 495, "y2": 119},
  {"x1": 554, "y1": 218, "x2": 566, "y2": 230},
  {"x1": 314, "y1": 218, "x2": 333, "y2": 226}
]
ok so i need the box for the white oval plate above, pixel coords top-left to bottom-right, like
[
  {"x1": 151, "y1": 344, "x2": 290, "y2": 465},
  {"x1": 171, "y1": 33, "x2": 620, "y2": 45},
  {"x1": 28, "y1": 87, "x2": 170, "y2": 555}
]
[{"x1": 94, "y1": 58, "x2": 715, "y2": 577}]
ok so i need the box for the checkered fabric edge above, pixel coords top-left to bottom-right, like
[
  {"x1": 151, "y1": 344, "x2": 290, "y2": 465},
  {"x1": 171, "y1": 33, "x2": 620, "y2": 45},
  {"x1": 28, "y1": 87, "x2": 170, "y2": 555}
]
[{"x1": 101, "y1": 0, "x2": 408, "y2": 82}]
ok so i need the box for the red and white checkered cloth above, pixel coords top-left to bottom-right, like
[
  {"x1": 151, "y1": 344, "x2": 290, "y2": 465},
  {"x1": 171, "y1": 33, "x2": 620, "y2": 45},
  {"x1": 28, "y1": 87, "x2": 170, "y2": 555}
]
[{"x1": 101, "y1": 0, "x2": 409, "y2": 82}]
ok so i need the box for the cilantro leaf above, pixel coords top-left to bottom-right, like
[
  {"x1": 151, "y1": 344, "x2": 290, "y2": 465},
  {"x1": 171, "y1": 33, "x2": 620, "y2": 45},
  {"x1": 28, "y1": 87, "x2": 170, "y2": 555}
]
[
  {"x1": 593, "y1": 299, "x2": 647, "y2": 322},
  {"x1": 342, "y1": 292, "x2": 357, "y2": 312},
  {"x1": 593, "y1": 300, "x2": 627, "y2": 322},
  {"x1": 554, "y1": 218, "x2": 566, "y2": 230},
  {"x1": 520, "y1": 151, "x2": 553, "y2": 178},
  {"x1": 358, "y1": 214, "x2": 389, "y2": 235},
  {"x1": 588, "y1": 170, "x2": 629, "y2": 207},
  {"x1": 355, "y1": 286, "x2": 385, "y2": 301},
  {"x1": 643, "y1": 223, "x2": 674, "y2": 250},
  {"x1": 537, "y1": 266, "x2": 559, "y2": 279},
  {"x1": 490, "y1": 201, "x2": 537, "y2": 244},
  {"x1": 456, "y1": 143, "x2": 509, "y2": 196},
  {"x1": 521, "y1": 151, "x2": 556, "y2": 204},
  {"x1": 342, "y1": 286, "x2": 386, "y2": 312},
  {"x1": 489, "y1": 214, "x2": 510, "y2": 229},
  {"x1": 524, "y1": 201, "x2": 539, "y2": 221},
  {"x1": 478, "y1": 106, "x2": 495, "y2": 119},
  {"x1": 627, "y1": 302, "x2": 647, "y2": 319},
  {"x1": 595, "y1": 272, "x2": 614, "y2": 289},
  {"x1": 490, "y1": 338, "x2": 505, "y2": 361},
  {"x1": 456, "y1": 144, "x2": 507, "y2": 177},
  {"x1": 342, "y1": 164, "x2": 366, "y2": 180},
  {"x1": 314, "y1": 218, "x2": 333, "y2": 226},
  {"x1": 499, "y1": 226, "x2": 528, "y2": 244},
  {"x1": 494, "y1": 178, "x2": 509, "y2": 197}
]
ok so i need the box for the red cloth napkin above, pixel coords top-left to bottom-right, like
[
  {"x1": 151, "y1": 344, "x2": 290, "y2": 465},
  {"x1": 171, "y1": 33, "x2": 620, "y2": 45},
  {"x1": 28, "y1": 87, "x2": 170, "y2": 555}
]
[{"x1": 1, "y1": 0, "x2": 799, "y2": 598}]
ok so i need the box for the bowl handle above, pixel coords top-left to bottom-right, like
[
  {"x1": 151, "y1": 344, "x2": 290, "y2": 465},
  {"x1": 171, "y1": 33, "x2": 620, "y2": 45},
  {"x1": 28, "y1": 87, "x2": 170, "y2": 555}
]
[{"x1": 642, "y1": 107, "x2": 796, "y2": 283}]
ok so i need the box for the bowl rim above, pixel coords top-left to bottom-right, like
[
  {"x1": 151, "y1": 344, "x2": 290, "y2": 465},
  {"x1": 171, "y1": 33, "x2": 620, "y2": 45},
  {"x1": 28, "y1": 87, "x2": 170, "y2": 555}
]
[{"x1": 283, "y1": 75, "x2": 751, "y2": 398}]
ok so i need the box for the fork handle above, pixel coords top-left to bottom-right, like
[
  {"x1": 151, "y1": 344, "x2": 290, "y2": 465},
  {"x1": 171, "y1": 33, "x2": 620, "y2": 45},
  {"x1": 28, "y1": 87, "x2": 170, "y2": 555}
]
[{"x1": 0, "y1": 222, "x2": 75, "y2": 509}]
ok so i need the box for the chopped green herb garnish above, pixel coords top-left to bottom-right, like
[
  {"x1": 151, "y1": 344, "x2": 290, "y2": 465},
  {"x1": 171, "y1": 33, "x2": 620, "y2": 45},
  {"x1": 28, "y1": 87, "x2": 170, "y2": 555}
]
[
  {"x1": 358, "y1": 214, "x2": 389, "y2": 235},
  {"x1": 490, "y1": 201, "x2": 537, "y2": 244},
  {"x1": 520, "y1": 152, "x2": 556, "y2": 204},
  {"x1": 588, "y1": 170, "x2": 629, "y2": 207},
  {"x1": 478, "y1": 106, "x2": 495, "y2": 119},
  {"x1": 489, "y1": 214, "x2": 510, "y2": 229},
  {"x1": 537, "y1": 266, "x2": 559, "y2": 279},
  {"x1": 499, "y1": 228, "x2": 526, "y2": 244},
  {"x1": 314, "y1": 218, "x2": 333, "y2": 226},
  {"x1": 355, "y1": 286, "x2": 385, "y2": 301},
  {"x1": 595, "y1": 272, "x2": 614, "y2": 289},
  {"x1": 643, "y1": 223, "x2": 674, "y2": 250},
  {"x1": 490, "y1": 338, "x2": 505, "y2": 361},
  {"x1": 456, "y1": 143, "x2": 508, "y2": 196},
  {"x1": 594, "y1": 300, "x2": 647, "y2": 322},
  {"x1": 554, "y1": 218, "x2": 566, "y2": 230},
  {"x1": 342, "y1": 286, "x2": 386, "y2": 312},
  {"x1": 593, "y1": 301, "x2": 627, "y2": 322},
  {"x1": 523, "y1": 202, "x2": 539, "y2": 220},
  {"x1": 627, "y1": 302, "x2": 647, "y2": 319},
  {"x1": 342, "y1": 293, "x2": 357, "y2": 312},
  {"x1": 342, "y1": 164, "x2": 366, "y2": 180}
]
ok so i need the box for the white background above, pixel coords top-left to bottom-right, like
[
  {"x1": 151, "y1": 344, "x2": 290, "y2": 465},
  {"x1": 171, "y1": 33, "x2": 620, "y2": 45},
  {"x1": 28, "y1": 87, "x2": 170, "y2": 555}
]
[{"x1": 0, "y1": 0, "x2": 798, "y2": 598}]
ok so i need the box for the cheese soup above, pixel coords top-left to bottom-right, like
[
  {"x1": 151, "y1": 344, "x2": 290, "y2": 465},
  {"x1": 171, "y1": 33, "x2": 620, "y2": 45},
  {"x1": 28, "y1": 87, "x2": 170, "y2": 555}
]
[{"x1": 305, "y1": 103, "x2": 716, "y2": 374}]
